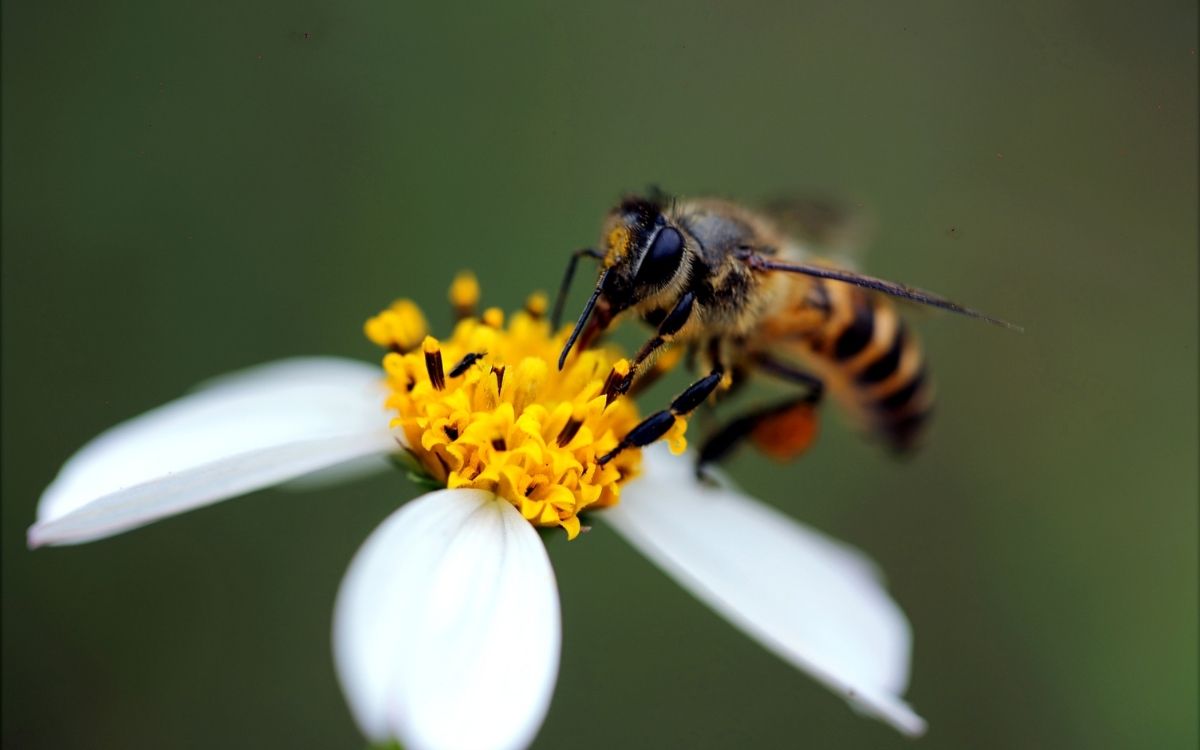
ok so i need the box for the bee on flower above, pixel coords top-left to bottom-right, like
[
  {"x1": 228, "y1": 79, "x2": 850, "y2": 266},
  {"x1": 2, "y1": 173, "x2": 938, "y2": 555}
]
[{"x1": 30, "y1": 273, "x2": 925, "y2": 750}]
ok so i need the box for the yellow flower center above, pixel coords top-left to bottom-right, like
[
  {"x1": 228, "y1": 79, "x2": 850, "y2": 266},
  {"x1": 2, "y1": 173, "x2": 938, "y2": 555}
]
[{"x1": 364, "y1": 275, "x2": 687, "y2": 539}]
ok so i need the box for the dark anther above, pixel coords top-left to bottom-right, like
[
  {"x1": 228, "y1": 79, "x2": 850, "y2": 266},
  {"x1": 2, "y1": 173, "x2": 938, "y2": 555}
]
[
  {"x1": 491, "y1": 437, "x2": 507, "y2": 451},
  {"x1": 424, "y1": 348, "x2": 446, "y2": 390},
  {"x1": 443, "y1": 425, "x2": 459, "y2": 440},
  {"x1": 450, "y1": 351, "x2": 486, "y2": 378},
  {"x1": 491, "y1": 364, "x2": 505, "y2": 392},
  {"x1": 601, "y1": 367, "x2": 633, "y2": 406},
  {"x1": 556, "y1": 417, "x2": 583, "y2": 447}
]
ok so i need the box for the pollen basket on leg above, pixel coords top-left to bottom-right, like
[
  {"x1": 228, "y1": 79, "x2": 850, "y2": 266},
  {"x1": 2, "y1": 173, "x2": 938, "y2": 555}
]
[{"x1": 369, "y1": 287, "x2": 648, "y2": 539}]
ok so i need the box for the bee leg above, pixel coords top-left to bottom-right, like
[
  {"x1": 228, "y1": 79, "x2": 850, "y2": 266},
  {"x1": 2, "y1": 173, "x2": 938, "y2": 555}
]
[
  {"x1": 624, "y1": 351, "x2": 670, "y2": 398},
  {"x1": 753, "y1": 353, "x2": 825, "y2": 392},
  {"x1": 597, "y1": 367, "x2": 723, "y2": 466},
  {"x1": 610, "y1": 292, "x2": 697, "y2": 399},
  {"x1": 696, "y1": 379, "x2": 824, "y2": 478},
  {"x1": 550, "y1": 248, "x2": 605, "y2": 330}
]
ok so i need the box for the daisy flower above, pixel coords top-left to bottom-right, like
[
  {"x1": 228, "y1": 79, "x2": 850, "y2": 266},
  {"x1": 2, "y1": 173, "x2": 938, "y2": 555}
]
[{"x1": 29, "y1": 275, "x2": 925, "y2": 749}]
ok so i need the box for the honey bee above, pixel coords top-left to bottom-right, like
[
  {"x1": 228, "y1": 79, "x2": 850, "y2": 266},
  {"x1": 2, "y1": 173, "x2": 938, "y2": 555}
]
[{"x1": 553, "y1": 192, "x2": 1017, "y2": 470}]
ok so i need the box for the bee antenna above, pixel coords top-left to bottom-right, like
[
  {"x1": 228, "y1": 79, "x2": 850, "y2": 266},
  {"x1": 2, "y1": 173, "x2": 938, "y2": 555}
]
[{"x1": 558, "y1": 270, "x2": 609, "y2": 370}]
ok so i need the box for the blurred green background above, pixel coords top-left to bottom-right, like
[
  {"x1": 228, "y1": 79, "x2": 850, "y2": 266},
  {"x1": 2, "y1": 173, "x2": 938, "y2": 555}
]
[{"x1": 3, "y1": 1, "x2": 1196, "y2": 748}]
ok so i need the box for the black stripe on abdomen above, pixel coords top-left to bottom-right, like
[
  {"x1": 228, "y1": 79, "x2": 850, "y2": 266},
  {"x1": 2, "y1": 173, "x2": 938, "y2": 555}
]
[
  {"x1": 871, "y1": 365, "x2": 931, "y2": 449},
  {"x1": 833, "y1": 302, "x2": 874, "y2": 360},
  {"x1": 878, "y1": 368, "x2": 925, "y2": 411},
  {"x1": 856, "y1": 323, "x2": 907, "y2": 384}
]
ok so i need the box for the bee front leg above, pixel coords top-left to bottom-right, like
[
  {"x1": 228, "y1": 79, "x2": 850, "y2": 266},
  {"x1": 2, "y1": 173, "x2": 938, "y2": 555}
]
[
  {"x1": 597, "y1": 366, "x2": 724, "y2": 466},
  {"x1": 609, "y1": 291, "x2": 696, "y2": 399},
  {"x1": 624, "y1": 346, "x2": 684, "y2": 399}
]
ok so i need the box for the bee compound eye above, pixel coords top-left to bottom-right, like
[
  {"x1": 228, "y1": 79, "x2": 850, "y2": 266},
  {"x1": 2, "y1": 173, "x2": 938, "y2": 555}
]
[{"x1": 635, "y1": 226, "x2": 684, "y2": 287}]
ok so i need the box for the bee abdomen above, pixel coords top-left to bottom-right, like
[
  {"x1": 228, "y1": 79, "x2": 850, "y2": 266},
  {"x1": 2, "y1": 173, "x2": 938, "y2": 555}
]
[
  {"x1": 832, "y1": 302, "x2": 873, "y2": 360},
  {"x1": 814, "y1": 287, "x2": 934, "y2": 451},
  {"x1": 871, "y1": 366, "x2": 933, "y2": 452}
]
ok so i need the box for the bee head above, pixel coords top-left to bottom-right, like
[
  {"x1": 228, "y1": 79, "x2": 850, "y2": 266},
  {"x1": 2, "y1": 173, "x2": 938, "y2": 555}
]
[
  {"x1": 598, "y1": 195, "x2": 691, "y2": 312},
  {"x1": 557, "y1": 194, "x2": 692, "y2": 369}
]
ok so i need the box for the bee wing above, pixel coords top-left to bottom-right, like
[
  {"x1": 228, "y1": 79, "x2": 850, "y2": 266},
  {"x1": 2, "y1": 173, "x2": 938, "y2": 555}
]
[
  {"x1": 760, "y1": 194, "x2": 874, "y2": 269},
  {"x1": 746, "y1": 255, "x2": 1022, "y2": 331}
]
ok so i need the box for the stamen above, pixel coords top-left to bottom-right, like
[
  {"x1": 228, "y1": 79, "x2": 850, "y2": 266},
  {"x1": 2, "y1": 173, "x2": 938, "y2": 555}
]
[
  {"x1": 491, "y1": 364, "x2": 505, "y2": 392},
  {"x1": 556, "y1": 407, "x2": 585, "y2": 447},
  {"x1": 602, "y1": 359, "x2": 632, "y2": 406},
  {"x1": 423, "y1": 336, "x2": 446, "y2": 390},
  {"x1": 449, "y1": 271, "x2": 480, "y2": 320}
]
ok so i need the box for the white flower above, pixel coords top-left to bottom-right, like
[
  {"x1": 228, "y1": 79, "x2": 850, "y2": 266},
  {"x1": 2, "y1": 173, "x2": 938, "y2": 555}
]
[{"x1": 30, "y1": 356, "x2": 926, "y2": 749}]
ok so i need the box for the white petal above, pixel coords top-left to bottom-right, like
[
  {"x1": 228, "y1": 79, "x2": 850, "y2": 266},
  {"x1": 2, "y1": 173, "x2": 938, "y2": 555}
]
[
  {"x1": 334, "y1": 489, "x2": 561, "y2": 750},
  {"x1": 278, "y1": 453, "x2": 395, "y2": 491},
  {"x1": 30, "y1": 357, "x2": 396, "y2": 547},
  {"x1": 605, "y1": 445, "x2": 926, "y2": 736}
]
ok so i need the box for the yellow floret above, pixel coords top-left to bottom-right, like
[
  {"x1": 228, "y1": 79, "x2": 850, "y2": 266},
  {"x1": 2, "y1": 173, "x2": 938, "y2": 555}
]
[
  {"x1": 448, "y1": 270, "x2": 481, "y2": 314},
  {"x1": 524, "y1": 291, "x2": 548, "y2": 318},
  {"x1": 364, "y1": 299, "x2": 429, "y2": 352},
  {"x1": 481, "y1": 307, "x2": 504, "y2": 328},
  {"x1": 369, "y1": 283, "x2": 651, "y2": 539}
]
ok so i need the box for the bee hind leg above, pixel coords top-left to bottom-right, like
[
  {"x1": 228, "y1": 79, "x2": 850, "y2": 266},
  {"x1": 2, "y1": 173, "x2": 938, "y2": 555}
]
[{"x1": 695, "y1": 377, "x2": 824, "y2": 480}]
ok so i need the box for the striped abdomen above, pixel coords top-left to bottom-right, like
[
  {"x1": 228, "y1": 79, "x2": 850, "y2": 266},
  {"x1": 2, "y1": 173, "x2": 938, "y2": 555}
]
[{"x1": 794, "y1": 279, "x2": 934, "y2": 451}]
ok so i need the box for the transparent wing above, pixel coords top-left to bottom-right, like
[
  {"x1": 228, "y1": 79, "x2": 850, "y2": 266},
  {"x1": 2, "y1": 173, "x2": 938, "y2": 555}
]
[{"x1": 760, "y1": 194, "x2": 875, "y2": 269}]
